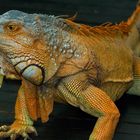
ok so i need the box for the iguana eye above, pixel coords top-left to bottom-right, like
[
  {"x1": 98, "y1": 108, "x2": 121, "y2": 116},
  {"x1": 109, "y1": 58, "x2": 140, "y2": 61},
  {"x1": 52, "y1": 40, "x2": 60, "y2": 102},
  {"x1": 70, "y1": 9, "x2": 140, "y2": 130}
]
[
  {"x1": 4, "y1": 22, "x2": 21, "y2": 33},
  {"x1": 7, "y1": 24, "x2": 17, "y2": 32},
  {"x1": 4, "y1": 22, "x2": 21, "y2": 34}
]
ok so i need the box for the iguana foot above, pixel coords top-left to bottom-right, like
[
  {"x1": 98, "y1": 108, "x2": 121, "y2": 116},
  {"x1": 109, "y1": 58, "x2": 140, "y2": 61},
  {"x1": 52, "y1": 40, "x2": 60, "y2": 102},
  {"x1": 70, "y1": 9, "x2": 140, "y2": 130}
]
[{"x1": 0, "y1": 121, "x2": 38, "y2": 140}]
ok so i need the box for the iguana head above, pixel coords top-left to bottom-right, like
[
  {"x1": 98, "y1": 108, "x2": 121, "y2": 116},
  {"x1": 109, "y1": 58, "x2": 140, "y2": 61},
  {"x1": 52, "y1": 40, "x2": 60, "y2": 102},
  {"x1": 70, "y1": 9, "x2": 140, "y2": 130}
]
[
  {"x1": 0, "y1": 10, "x2": 63, "y2": 85},
  {"x1": 0, "y1": 10, "x2": 89, "y2": 86}
]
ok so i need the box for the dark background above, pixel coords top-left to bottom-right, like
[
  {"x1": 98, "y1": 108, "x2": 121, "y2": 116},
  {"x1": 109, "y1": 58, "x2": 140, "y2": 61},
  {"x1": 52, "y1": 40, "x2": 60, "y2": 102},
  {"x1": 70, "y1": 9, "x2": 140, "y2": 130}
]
[{"x1": 0, "y1": 0, "x2": 140, "y2": 140}]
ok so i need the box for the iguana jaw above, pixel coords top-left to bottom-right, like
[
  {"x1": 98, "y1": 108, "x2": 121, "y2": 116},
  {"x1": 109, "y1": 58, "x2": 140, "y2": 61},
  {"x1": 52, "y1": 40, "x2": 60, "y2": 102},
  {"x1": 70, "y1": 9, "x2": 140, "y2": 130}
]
[
  {"x1": 0, "y1": 35, "x2": 45, "y2": 85},
  {"x1": 0, "y1": 35, "x2": 60, "y2": 86}
]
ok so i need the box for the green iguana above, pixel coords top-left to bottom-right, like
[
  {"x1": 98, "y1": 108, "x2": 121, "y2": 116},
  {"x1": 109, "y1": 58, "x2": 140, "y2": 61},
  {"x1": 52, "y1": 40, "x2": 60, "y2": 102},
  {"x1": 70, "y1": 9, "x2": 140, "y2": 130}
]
[{"x1": 0, "y1": 3, "x2": 140, "y2": 140}]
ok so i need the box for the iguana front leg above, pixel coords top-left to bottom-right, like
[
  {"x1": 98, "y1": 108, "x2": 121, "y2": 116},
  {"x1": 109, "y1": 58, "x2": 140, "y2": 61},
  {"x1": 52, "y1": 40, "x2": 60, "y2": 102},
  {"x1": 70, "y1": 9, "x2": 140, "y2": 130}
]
[
  {"x1": 0, "y1": 80, "x2": 37, "y2": 140},
  {"x1": 58, "y1": 73, "x2": 120, "y2": 140}
]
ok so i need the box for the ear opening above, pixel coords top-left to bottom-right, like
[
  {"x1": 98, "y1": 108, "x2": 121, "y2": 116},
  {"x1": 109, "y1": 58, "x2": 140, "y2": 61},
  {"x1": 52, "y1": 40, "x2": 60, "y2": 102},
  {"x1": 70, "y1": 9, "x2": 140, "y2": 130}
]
[{"x1": 21, "y1": 64, "x2": 45, "y2": 86}]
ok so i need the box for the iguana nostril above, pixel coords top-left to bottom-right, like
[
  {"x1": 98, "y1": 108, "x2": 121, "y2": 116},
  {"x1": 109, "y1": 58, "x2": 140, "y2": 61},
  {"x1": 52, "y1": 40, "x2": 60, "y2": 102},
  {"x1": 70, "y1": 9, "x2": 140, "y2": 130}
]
[{"x1": 22, "y1": 65, "x2": 44, "y2": 85}]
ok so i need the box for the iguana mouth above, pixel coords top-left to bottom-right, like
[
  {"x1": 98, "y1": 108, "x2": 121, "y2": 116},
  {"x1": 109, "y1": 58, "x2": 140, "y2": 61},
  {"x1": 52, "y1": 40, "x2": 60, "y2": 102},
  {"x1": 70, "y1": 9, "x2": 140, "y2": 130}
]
[{"x1": 0, "y1": 37, "x2": 23, "y2": 50}]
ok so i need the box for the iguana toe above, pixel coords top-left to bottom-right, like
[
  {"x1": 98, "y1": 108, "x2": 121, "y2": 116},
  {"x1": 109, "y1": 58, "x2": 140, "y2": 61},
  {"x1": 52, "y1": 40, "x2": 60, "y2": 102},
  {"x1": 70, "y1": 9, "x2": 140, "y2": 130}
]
[
  {"x1": 10, "y1": 133, "x2": 17, "y2": 140},
  {"x1": 0, "y1": 125, "x2": 10, "y2": 131},
  {"x1": 0, "y1": 123, "x2": 38, "y2": 140}
]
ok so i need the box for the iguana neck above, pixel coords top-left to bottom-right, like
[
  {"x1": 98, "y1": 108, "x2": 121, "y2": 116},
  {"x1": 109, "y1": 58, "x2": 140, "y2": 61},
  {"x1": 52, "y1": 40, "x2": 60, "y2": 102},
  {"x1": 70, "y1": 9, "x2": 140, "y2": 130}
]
[
  {"x1": 42, "y1": 16, "x2": 76, "y2": 62},
  {"x1": 41, "y1": 16, "x2": 89, "y2": 80}
]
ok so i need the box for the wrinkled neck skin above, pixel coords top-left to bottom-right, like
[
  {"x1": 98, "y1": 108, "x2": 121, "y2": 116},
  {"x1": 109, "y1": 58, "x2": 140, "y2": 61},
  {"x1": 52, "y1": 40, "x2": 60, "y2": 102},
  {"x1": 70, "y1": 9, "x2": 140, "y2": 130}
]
[{"x1": 42, "y1": 20, "x2": 89, "y2": 85}]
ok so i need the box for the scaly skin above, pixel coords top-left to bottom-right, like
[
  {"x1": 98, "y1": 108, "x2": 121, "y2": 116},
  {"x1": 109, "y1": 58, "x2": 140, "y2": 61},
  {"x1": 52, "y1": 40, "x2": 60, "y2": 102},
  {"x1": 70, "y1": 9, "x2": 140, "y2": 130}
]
[
  {"x1": 0, "y1": 78, "x2": 55, "y2": 139},
  {"x1": 0, "y1": 80, "x2": 37, "y2": 140},
  {"x1": 0, "y1": 3, "x2": 140, "y2": 140},
  {"x1": 126, "y1": 1, "x2": 140, "y2": 56}
]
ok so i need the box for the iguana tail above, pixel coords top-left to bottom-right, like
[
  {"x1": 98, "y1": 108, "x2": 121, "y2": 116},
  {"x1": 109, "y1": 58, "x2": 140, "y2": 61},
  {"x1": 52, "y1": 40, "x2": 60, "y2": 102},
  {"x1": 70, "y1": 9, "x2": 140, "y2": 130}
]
[{"x1": 127, "y1": 56, "x2": 140, "y2": 95}]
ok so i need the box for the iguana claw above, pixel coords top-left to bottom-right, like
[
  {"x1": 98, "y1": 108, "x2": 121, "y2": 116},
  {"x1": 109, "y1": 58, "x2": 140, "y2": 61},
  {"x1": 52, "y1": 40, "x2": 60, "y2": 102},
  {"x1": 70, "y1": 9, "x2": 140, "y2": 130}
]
[
  {"x1": 0, "y1": 122, "x2": 38, "y2": 140},
  {"x1": 0, "y1": 125, "x2": 10, "y2": 131}
]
